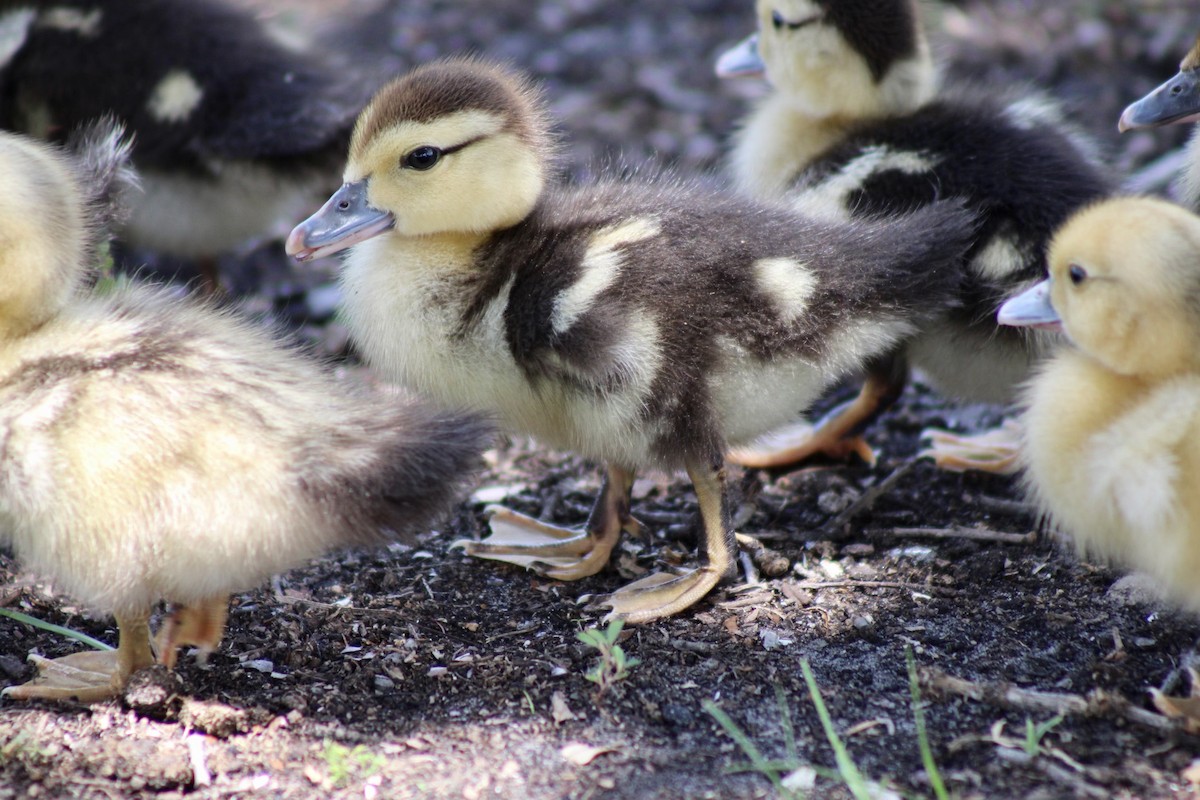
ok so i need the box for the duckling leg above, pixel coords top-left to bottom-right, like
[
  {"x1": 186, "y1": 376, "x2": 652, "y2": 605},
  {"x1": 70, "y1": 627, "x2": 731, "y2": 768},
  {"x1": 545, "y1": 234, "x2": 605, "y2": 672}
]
[
  {"x1": 586, "y1": 457, "x2": 736, "y2": 623},
  {"x1": 918, "y1": 419, "x2": 1022, "y2": 474},
  {"x1": 453, "y1": 465, "x2": 639, "y2": 581},
  {"x1": 2, "y1": 613, "x2": 154, "y2": 703},
  {"x1": 728, "y1": 354, "x2": 906, "y2": 471},
  {"x1": 154, "y1": 596, "x2": 230, "y2": 669}
]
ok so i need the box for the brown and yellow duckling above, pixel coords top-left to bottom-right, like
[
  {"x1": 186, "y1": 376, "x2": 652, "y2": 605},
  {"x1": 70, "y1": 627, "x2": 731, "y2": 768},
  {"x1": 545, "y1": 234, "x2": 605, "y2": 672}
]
[
  {"x1": 0, "y1": 125, "x2": 488, "y2": 703},
  {"x1": 717, "y1": 0, "x2": 1114, "y2": 472},
  {"x1": 287, "y1": 57, "x2": 978, "y2": 623}
]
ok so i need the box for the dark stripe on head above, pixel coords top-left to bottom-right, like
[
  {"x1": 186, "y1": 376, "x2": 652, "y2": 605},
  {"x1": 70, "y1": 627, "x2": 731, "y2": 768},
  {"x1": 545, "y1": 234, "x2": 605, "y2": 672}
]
[
  {"x1": 1183, "y1": 35, "x2": 1200, "y2": 72},
  {"x1": 816, "y1": 0, "x2": 920, "y2": 82},
  {"x1": 351, "y1": 57, "x2": 548, "y2": 161}
]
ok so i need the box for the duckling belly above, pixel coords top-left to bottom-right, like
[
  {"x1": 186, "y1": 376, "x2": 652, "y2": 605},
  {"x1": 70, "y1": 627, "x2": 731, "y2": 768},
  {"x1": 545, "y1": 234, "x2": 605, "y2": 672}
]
[{"x1": 1021, "y1": 354, "x2": 1200, "y2": 598}]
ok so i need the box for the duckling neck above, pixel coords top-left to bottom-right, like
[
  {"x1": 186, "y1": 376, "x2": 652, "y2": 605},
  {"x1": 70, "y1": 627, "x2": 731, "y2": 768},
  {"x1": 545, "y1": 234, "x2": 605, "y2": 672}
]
[
  {"x1": 729, "y1": 94, "x2": 859, "y2": 200},
  {"x1": 338, "y1": 229, "x2": 517, "y2": 400},
  {"x1": 1180, "y1": 127, "x2": 1200, "y2": 213}
]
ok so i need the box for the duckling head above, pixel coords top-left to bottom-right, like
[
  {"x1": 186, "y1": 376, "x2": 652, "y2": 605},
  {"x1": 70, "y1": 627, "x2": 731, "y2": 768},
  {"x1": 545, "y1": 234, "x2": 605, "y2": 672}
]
[
  {"x1": 1119, "y1": 35, "x2": 1200, "y2": 132},
  {"x1": 1000, "y1": 197, "x2": 1200, "y2": 379},
  {"x1": 715, "y1": 0, "x2": 934, "y2": 119},
  {"x1": 287, "y1": 58, "x2": 555, "y2": 261},
  {"x1": 0, "y1": 133, "x2": 90, "y2": 339}
]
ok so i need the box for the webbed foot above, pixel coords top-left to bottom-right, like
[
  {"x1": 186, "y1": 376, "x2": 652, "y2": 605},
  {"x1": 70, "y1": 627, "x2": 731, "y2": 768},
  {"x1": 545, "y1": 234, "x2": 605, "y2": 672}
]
[{"x1": 919, "y1": 419, "x2": 1021, "y2": 474}]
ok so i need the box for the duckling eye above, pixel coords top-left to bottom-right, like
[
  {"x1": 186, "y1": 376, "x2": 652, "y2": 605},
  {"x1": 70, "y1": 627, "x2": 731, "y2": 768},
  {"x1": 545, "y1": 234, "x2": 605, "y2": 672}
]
[
  {"x1": 771, "y1": 9, "x2": 813, "y2": 30},
  {"x1": 403, "y1": 146, "x2": 442, "y2": 171},
  {"x1": 1067, "y1": 264, "x2": 1088, "y2": 285}
]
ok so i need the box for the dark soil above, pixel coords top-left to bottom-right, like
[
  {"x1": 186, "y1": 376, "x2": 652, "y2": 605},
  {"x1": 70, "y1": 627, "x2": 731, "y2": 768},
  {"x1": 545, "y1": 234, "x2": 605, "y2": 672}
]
[{"x1": 4, "y1": 2, "x2": 1200, "y2": 798}]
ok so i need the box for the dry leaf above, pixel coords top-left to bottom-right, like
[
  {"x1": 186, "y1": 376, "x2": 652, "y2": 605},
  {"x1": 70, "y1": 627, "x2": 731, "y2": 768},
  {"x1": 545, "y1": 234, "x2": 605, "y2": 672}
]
[
  {"x1": 561, "y1": 742, "x2": 618, "y2": 766},
  {"x1": 551, "y1": 691, "x2": 578, "y2": 724}
]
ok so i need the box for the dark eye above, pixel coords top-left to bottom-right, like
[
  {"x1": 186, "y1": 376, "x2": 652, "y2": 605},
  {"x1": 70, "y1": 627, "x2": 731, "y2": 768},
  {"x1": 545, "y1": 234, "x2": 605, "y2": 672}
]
[
  {"x1": 772, "y1": 9, "x2": 785, "y2": 29},
  {"x1": 1067, "y1": 264, "x2": 1088, "y2": 285},
  {"x1": 403, "y1": 146, "x2": 442, "y2": 171}
]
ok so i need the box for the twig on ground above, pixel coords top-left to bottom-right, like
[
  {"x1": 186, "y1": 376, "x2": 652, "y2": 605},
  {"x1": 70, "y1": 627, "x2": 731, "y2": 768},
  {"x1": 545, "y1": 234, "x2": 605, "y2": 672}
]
[
  {"x1": 963, "y1": 494, "x2": 1036, "y2": 516},
  {"x1": 889, "y1": 527, "x2": 1037, "y2": 545},
  {"x1": 826, "y1": 460, "x2": 916, "y2": 534},
  {"x1": 792, "y1": 580, "x2": 960, "y2": 596},
  {"x1": 920, "y1": 667, "x2": 1181, "y2": 733}
]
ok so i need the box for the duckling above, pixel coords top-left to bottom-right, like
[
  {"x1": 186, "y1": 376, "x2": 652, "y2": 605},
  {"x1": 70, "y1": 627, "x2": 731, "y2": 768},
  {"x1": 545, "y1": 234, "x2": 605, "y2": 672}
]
[
  {"x1": 716, "y1": 0, "x2": 1113, "y2": 472},
  {"x1": 1119, "y1": 35, "x2": 1200, "y2": 213},
  {"x1": 286, "y1": 57, "x2": 978, "y2": 623},
  {"x1": 0, "y1": 124, "x2": 489, "y2": 703},
  {"x1": 998, "y1": 196, "x2": 1200, "y2": 610},
  {"x1": 0, "y1": 0, "x2": 374, "y2": 290}
]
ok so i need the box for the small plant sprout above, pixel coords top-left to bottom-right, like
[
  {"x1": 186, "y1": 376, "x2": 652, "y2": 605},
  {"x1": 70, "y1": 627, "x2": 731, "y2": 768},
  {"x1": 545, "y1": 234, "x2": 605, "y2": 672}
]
[
  {"x1": 323, "y1": 741, "x2": 385, "y2": 788},
  {"x1": 577, "y1": 619, "x2": 640, "y2": 697},
  {"x1": 1022, "y1": 713, "x2": 1065, "y2": 757}
]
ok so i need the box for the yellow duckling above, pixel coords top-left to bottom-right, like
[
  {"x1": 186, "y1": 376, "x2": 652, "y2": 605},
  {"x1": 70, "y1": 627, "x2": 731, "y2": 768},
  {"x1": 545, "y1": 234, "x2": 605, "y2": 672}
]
[
  {"x1": 287, "y1": 58, "x2": 977, "y2": 623},
  {"x1": 716, "y1": 0, "x2": 1112, "y2": 472},
  {"x1": 0, "y1": 124, "x2": 489, "y2": 703},
  {"x1": 999, "y1": 196, "x2": 1200, "y2": 609}
]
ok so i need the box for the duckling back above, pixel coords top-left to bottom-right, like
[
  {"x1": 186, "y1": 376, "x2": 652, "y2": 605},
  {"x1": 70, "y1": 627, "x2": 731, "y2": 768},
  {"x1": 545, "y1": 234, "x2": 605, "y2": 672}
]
[{"x1": 0, "y1": 283, "x2": 489, "y2": 614}]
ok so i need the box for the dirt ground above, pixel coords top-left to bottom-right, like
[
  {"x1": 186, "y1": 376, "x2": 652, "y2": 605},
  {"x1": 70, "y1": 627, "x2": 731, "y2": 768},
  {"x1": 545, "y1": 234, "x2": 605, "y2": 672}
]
[{"x1": 4, "y1": 1, "x2": 1200, "y2": 798}]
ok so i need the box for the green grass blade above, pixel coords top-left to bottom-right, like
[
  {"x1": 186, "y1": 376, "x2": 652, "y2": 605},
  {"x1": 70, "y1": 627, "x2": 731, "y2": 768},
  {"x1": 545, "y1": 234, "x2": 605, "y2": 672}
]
[
  {"x1": 906, "y1": 647, "x2": 949, "y2": 800},
  {"x1": 703, "y1": 700, "x2": 788, "y2": 796},
  {"x1": 800, "y1": 659, "x2": 873, "y2": 800},
  {"x1": 775, "y1": 682, "x2": 799, "y2": 763},
  {"x1": 0, "y1": 607, "x2": 115, "y2": 651}
]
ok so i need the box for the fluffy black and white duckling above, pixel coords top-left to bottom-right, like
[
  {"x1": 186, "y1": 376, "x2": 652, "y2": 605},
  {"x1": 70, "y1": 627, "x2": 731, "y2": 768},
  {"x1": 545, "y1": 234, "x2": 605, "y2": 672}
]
[
  {"x1": 0, "y1": 0, "x2": 372, "y2": 290},
  {"x1": 287, "y1": 57, "x2": 978, "y2": 623},
  {"x1": 1119, "y1": 35, "x2": 1200, "y2": 212},
  {"x1": 0, "y1": 125, "x2": 489, "y2": 703},
  {"x1": 716, "y1": 0, "x2": 1113, "y2": 472},
  {"x1": 999, "y1": 197, "x2": 1200, "y2": 610}
]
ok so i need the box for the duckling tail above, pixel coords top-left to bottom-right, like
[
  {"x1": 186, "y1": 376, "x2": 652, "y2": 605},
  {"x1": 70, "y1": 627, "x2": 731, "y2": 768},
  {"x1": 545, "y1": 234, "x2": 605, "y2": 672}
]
[
  {"x1": 321, "y1": 403, "x2": 494, "y2": 546},
  {"x1": 66, "y1": 116, "x2": 139, "y2": 242},
  {"x1": 849, "y1": 198, "x2": 978, "y2": 322}
]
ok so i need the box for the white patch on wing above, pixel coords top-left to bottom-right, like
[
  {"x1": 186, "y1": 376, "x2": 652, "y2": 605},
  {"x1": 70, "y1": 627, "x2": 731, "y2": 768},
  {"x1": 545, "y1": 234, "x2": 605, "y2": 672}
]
[
  {"x1": 971, "y1": 231, "x2": 1028, "y2": 281},
  {"x1": 550, "y1": 217, "x2": 659, "y2": 334},
  {"x1": 789, "y1": 146, "x2": 938, "y2": 222},
  {"x1": 37, "y1": 7, "x2": 101, "y2": 36},
  {"x1": 754, "y1": 257, "x2": 816, "y2": 323},
  {"x1": 1002, "y1": 94, "x2": 1063, "y2": 131},
  {"x1": 0, "y1": 9, "x2": 34, "y2": 68},
  {"x1": 147, "y1": 69, "x2": 205, "y2": 124}
]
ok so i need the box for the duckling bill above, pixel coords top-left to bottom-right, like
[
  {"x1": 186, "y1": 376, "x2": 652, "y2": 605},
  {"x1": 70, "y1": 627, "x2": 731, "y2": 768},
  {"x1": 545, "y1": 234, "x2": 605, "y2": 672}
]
[
  {"x1": 0, "y1": 125, "x2": 489, "y2": 703},
  {"x1": 1119, "y1": 35, "x2": 1200, "y2": 215},
  {"x1": 289, "y1": 58, "x2": 977, "y2": 623}
]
